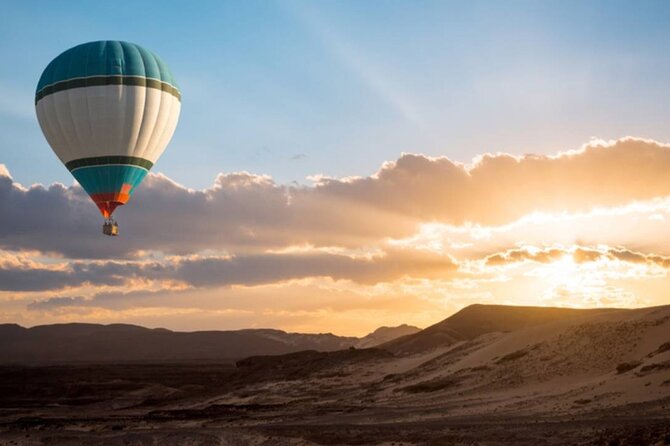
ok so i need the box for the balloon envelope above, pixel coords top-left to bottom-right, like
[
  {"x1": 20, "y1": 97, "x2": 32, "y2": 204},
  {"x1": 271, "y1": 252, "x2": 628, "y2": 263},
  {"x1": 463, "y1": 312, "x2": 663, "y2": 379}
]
[{"x1": 35, "y1": 41, "x2": 181, "y2": 218}]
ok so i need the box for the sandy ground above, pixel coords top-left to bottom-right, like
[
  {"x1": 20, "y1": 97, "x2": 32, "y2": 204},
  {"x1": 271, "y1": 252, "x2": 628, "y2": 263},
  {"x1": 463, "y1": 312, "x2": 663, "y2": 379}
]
[{"x1": 0, "y1": 305, "x2": 668, "y2": 445}]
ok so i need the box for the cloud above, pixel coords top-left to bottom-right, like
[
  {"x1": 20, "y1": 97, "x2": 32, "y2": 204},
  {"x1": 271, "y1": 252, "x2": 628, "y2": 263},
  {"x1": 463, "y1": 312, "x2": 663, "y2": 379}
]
[
  {"x1": 316, "y1": 137, "x2": 670, "y2": 226},
  {"x1": 27, "y1": 296, "x2": 86, "y2": 311},
  {"x1": 485, "y1": 246, "x2": 566, "y2": 266},
  {"x1": 608, "y1": 247, "x2": 670, "y2": 268},
  {"x1": 0, "y1": 258, "x2": 140, "y2": 291},
  {"x1": 0, "y1": 248, "x2": 457, "y2": 292},
  {"x1": 572, "y1": 247, "x2": 604, "y2": 263},
  {"x1": 482, "y1": 244, "x2": 670, "y2": 270},
  {"x1": 0, "y1": 164, "x2": 11, "y2": 179},
  {"x1": 3, "y1": 137, "x2": 670, "y2": 259},
  {"x1": 172, "y1": 248, "x2": 456, "y2": 287}
]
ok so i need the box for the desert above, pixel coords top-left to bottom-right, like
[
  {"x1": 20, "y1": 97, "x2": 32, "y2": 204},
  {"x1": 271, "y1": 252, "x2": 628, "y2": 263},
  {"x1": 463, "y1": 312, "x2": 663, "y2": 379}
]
[{"x1": 1, "y1": 304, "x2": 668, "y2": 445}]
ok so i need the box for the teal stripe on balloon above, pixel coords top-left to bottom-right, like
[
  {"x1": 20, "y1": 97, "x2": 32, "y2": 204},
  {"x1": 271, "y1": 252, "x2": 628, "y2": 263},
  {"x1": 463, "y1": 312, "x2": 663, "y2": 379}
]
[
  {"x1": 71, "y1": 165, "x2": 148, "y2": 196},
  {"x1": 36, "y1": 41, "x2": 178, "y2": 93}
]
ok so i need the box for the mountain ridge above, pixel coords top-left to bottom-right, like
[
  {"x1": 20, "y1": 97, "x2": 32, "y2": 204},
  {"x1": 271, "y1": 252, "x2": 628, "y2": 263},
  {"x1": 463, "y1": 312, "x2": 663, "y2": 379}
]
[
  {"x1": 0, "y1": 321, "x2": 414, "y2": 364},
  {"x1": 0, "y1": 304, "x2": 644, "y2": 363}
]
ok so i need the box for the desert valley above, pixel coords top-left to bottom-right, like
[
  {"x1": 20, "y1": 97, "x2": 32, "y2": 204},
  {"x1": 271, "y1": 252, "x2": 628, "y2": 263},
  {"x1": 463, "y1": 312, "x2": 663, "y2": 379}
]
[{"x1": 0, "y1": 304, "x2": 668, "y2": 445}]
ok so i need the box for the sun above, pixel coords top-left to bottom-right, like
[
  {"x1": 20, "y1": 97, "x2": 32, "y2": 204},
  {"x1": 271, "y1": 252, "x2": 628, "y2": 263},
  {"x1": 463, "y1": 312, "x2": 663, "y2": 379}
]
[
  {"x1": 544, "y1": 254, "x2": 581, "y2": 286},
  {"x1": 525, "y1": 253, "x2": 595, "y2": 303}
]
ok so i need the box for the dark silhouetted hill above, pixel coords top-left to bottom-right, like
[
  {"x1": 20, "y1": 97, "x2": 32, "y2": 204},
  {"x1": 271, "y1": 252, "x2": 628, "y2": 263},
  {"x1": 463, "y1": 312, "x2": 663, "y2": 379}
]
[
  {"x1": 0, "y1": 322, "x2": 420, "y2": 364},
  {"x1": 0, "y1": 323, "x2": 358, "y2": 364},
  {"x1": 355, "y1": 324, "x2": 421, "y2": 348}
]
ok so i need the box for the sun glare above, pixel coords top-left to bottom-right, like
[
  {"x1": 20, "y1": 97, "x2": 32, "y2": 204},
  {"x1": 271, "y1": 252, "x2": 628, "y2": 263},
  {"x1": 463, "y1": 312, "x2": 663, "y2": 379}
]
[{"x1": 544, "y1": 254, "x2": 580, "y2": 286}]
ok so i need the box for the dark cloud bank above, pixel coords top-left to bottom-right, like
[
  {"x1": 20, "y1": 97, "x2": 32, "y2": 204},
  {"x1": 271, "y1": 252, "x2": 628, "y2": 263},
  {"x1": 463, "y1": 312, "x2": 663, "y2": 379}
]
[{"x1": 1, "y1": 249, "x2": 457, "y2": 292}]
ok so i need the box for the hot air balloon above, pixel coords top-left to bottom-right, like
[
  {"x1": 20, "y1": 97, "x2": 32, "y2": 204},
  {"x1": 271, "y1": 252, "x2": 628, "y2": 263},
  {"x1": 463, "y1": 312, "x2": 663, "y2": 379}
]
[{"x1": 35, "y1": 41, "x2": 181, "y2": 236}]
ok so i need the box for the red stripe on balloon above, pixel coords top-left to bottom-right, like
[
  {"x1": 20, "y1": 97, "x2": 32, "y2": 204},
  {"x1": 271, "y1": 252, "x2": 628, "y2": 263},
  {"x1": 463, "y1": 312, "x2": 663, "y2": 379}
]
[{"x1": 90, "y1": 185, "x2": 133, "y2": 218}]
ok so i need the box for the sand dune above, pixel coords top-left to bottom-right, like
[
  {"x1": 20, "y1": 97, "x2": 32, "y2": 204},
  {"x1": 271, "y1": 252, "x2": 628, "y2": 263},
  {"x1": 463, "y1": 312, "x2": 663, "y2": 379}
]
[
  {"x1": 381, "y1": 304, "x2": 617, "y2": 354},
  {"x1": 377, "y1": 305, "x2": 669, "y2": 417},
  {"x1": 1, "y1": 304, "x2": 668, "y2": 445}
]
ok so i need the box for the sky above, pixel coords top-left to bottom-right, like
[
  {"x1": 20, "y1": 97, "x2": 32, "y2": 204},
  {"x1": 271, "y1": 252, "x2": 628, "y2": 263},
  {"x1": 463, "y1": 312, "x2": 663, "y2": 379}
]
[{"x1": 2, "y1": 1, "x2": 670, "y2": 335}]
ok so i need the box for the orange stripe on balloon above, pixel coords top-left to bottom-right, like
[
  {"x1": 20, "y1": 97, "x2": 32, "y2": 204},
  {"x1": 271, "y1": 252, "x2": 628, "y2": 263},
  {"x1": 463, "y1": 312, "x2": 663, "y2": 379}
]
[{"x1": 90, "y1": 184, "x2": 134, "y2": 218}]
